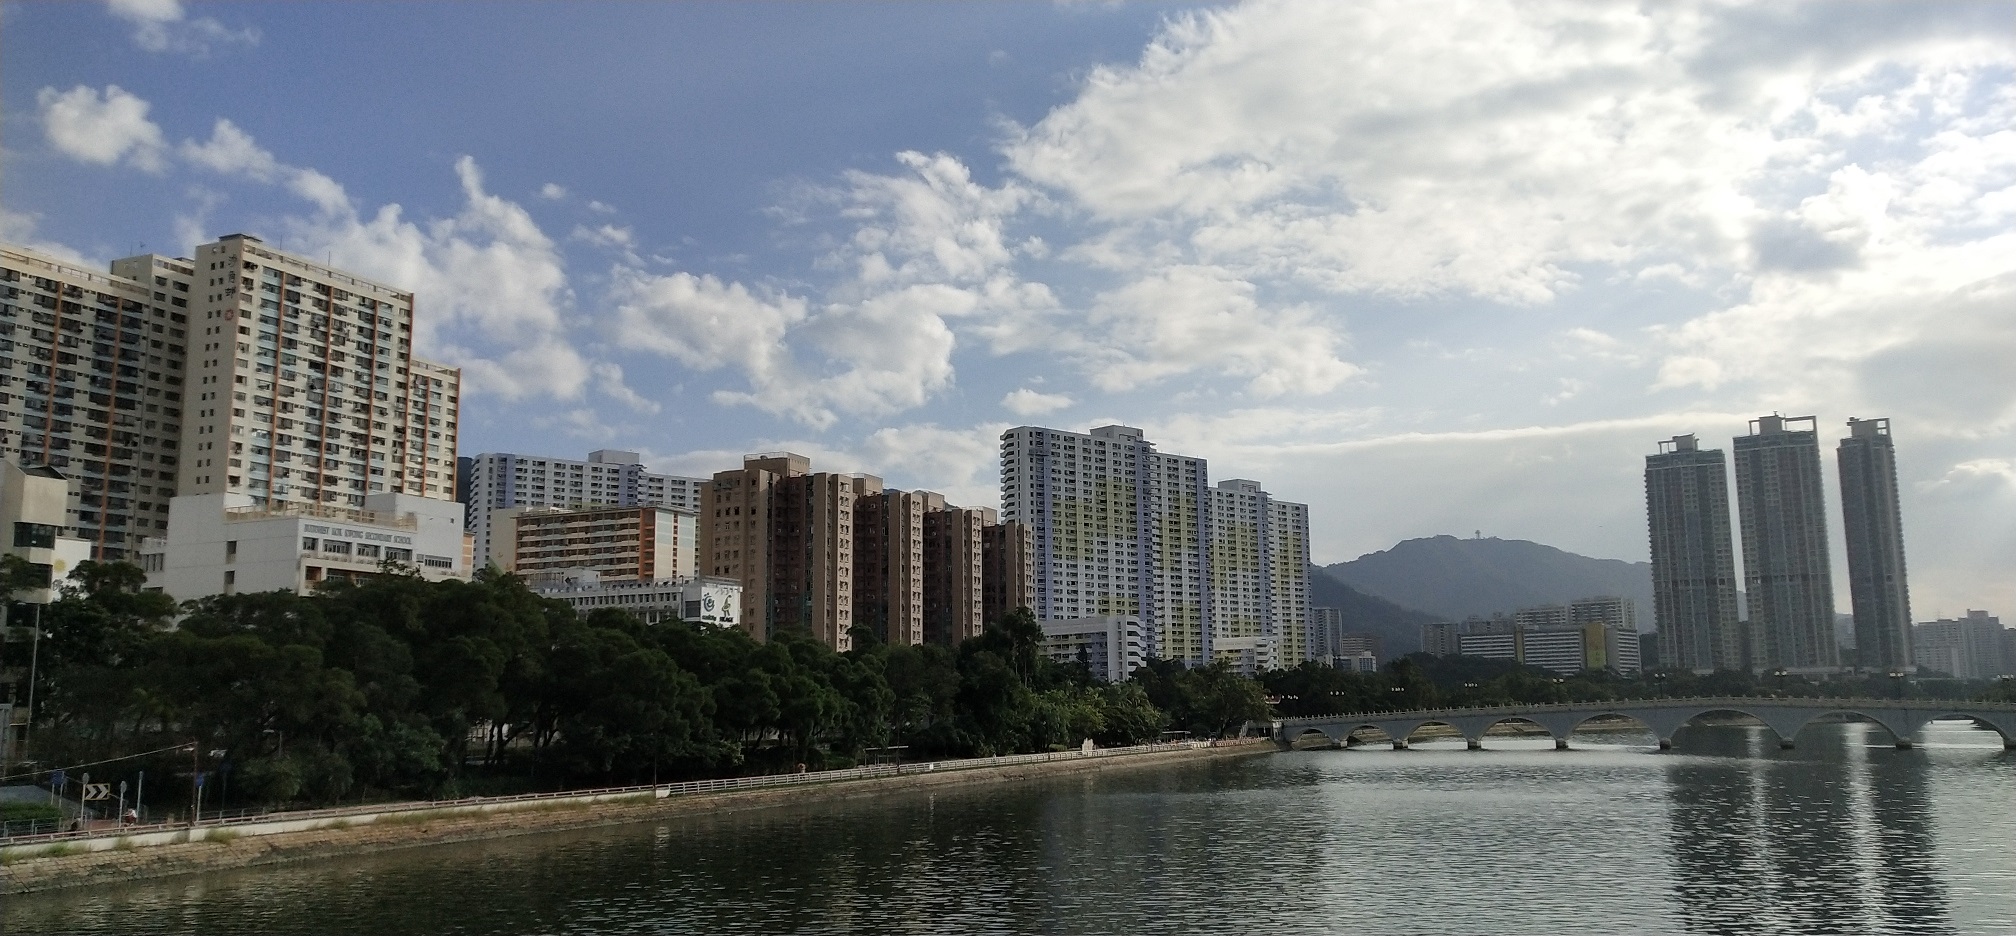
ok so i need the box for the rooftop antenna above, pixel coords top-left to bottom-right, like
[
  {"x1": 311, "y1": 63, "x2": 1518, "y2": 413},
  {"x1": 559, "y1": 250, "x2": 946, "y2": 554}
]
[{"x1": 1474, "y1": 530, "x2": 1482, "y2": 539}]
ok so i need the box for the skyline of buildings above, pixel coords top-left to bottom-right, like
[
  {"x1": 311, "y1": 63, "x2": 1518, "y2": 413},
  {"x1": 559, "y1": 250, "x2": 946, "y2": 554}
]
[
  {"x1": 1646, "y1": 415, "x2": 1931, "y2": 676},
  {"x1": 0, "y1": 237, "x2": 2005, "y2": 678}
]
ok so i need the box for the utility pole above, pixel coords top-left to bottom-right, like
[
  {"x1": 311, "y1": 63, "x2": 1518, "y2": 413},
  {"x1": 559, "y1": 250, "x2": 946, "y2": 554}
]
[
  {"x1": 22, "y1": 603, "x2": 42, "y2": 756},
  {"x1": 189, "y1": 742, "x2": 200, "y2": 827}
]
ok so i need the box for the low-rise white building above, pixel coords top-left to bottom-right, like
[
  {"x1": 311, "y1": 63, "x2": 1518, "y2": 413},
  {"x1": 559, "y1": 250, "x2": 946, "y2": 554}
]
[
  {"x1": 145, "y1": 492, "x2": 468, "y2": 601},
  {"x1": 2, "y1": 461, "x2": 92, "y2": 601},
  {"x1": 1040, "y1": 615, "x2": 1145, "y2": 683},
  {"x1": 528, "y1": 570, "x2": 742, "y2": 628}
]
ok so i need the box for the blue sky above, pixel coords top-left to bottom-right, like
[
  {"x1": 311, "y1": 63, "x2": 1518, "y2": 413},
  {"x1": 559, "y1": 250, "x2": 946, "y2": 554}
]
[{"x1": 5, "y1": 1, "x2": 2014, "y2": 618}]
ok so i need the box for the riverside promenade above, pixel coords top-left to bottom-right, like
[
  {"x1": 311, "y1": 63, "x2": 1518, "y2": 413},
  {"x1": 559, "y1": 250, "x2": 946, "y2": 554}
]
[{"x1": 1, "y1": 739, "x2": 1266, "y2": 893}]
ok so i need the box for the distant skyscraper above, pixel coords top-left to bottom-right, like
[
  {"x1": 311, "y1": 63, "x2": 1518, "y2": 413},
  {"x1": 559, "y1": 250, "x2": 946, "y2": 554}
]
[
  {"x1": 1838, "y1": 417, "x2": 1913, "y2": 672},
  {"x1": 1645, "y1": 434, "x2": 1744, "y2": 672},
  {"x1": 1733, "y1": 415, "x2": 1838, "y2": 670}
]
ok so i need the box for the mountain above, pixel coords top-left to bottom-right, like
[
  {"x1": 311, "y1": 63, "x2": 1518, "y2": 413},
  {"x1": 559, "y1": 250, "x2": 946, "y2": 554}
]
[
  {"x1": 1307, "y1": 569, "x2": 1441, "y2": 656},
  {"x1": 1320, "y1": 535, "x2": 1655, "y2": 628}
]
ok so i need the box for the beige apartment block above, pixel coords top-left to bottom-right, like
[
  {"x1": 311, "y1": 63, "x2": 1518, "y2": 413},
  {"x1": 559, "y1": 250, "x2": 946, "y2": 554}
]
[
  {"x1": 0, "y1": 246, "x2": 191, "y2": 560},
  {"x1": 703, "y1": 452, "x2": 862, "y2": 648},
  {"x1": 981, "y1": 519, "x2": 1034, "y2": 628},
  {"x1": 494, "y1": 505, "x2": 695, "y2": 583},
  {"x1": 855, "y1": 482, "x2": 927, "y2": 647},
  {"x1": 923, "y1": 503, "x2": 991, "y2": 646},
  {"x1": 176, "y1": 234, "x2": 459, "y2": 509}
]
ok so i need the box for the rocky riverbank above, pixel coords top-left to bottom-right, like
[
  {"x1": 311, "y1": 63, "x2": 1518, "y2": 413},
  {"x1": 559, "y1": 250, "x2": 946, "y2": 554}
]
[{"x1": 0, "y1": 741, "x2": 1268, "y2": 894}]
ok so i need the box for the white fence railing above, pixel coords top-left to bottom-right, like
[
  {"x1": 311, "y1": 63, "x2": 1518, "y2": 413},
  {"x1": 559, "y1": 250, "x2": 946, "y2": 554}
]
[{"x1": 2, "y1": 740, "x2": 1252, "y2": 849}]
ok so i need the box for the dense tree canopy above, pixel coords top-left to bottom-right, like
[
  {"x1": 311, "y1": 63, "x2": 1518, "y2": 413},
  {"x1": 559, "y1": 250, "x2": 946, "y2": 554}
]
[
  {"x1": 11, "y1": 562, "x2": 1996, "y2": 813},
  {"x1": 1, "y1": 567, "x2": 1185, "y2": 810}
]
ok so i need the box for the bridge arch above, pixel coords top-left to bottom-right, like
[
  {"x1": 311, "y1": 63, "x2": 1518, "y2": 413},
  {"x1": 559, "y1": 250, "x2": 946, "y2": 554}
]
[
  {"x1": 1476, "y1": 715, "x2": 1557, "y2": 739},
  {"x1": 1339, "y1": 724, "x2": 1391, "y2": 746},
  {"x1": 1286, "y1": 726, "x2": 1341, "y2": 749},
  {"x1": 1918, "y1": 711, "x2": 2016, "y2": 746}
]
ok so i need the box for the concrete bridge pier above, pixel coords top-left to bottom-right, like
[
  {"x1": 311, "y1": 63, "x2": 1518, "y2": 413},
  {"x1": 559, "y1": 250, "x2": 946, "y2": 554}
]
[
  {"x1": 1391, "y1": 739, "x2": 1409, "y2": 750},
  {"x1": 1657, "y1": 737, "x2": 1673, "y2": 750},
  {"x1": 1466, "y1": 738, "x2": 1482, "y2": 750},
  {"x1": 1553, "y1": 739, "x2": 1570, "y2": 750},
  {"x1": 1780, "y1": 739, "x2": 1796, "y2": 749},
  {"x1": 1895, "y1": 739, "x2": 1914, "y2": 750}
]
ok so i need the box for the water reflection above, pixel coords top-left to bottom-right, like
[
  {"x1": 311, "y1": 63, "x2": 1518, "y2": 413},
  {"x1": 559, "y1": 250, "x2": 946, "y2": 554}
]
[
  {"x1": 1665, "y1": 723, "x2": 1950, "y2": 935},
  {"x1": 5, "y1": 731, "x2": 2010, "y2": 936}
]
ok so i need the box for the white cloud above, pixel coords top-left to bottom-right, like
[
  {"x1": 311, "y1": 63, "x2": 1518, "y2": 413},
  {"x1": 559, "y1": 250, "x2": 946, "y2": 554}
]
[
  {"x1": 592, "y1": 362, "x2": 661, "y2": 414},
  {"x1": 107, "y1": 0, "x2": 258, "y2": 56},
  {"x1": 0, "y1": 208, "x2": 96, "y2": 267},
  {"x1": 539, "y1": 183, "x2": 568, "y2": 200},
  {"x1": 37, "y1": 85, "x2": 167, "y2": 172},
  {"x1": 179, "y1": 118, "x2": 279, "y2": 179},
  {"x1": 283, "y1": 156, "x2": 587, "y2": 400},
  {"x1": 1084, "y1": 266, "x2": 1357, "y2": 395},
  {"x1": 1002, "y1": 388, "x2": 1074, "y2": 416},
  {"x1": 571, "y1": 224, "x2": 635, "y2": 249}
]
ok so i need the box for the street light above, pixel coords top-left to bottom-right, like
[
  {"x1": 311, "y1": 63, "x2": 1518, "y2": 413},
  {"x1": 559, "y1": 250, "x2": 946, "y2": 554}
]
[
  {"x1": 1889, "y1": 671, "x2": 1905, "y2": 700},
  {"x1": 1773, "y1": 669, "x2": 1788, "y2": 697}
]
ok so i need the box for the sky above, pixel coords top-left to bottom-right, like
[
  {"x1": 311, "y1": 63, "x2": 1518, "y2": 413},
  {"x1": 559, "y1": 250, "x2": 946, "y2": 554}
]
[{"x1": 3, "y1": 0, "x2": 2012, "y2": 619}]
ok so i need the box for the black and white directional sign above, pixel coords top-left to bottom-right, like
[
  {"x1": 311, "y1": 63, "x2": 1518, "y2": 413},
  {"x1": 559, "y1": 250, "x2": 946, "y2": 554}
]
[{"x1": 82, "y1": 783, "x2": 111, "y2": 801}]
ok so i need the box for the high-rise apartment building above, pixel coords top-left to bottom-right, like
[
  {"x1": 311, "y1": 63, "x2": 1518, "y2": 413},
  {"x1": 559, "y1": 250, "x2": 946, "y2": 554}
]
[
  {"x1": 854, "y1": 483, "x2": 927, "y2": 647},
  {"x1": 999, "y1": 425, "x2": 1310, "y2": 668},
  {"x1": 1207, "y1": 479, "x2": 1311, "y2": 672},
  {"x1": 1, "y1": 246, "x2": 192, "y2": 559},
  {"x1": 1645, "y1": 434, "x2": 1744, "y2": 673},
  {"x1": 980, "y1": 519, "x2": 1034, "y2": 627},
  {"x1": 175, "y1": 234, "x2": 460, "y2": 509},
  {"x1": 1733, "y1": 415, "x2": 1838, "y2": 671},
  {"x1": 1838, "y1": 417, "x2": 1913, "y2": 673},
  {"x1": 1912, "y1": 610, "x2": 2008, "y2": 679},
  {"x1": 1000, "y1": 425, "x2": 1209, "y2": 662},
  {"x1": 700, "y1": 454, "x2": 859, "y2": 649},
  {"x1": 922, "y1": 503, "x2": 991, "y2": 647},
  {"x1": 458, "y1": 449, "x2": 704, "y2": 569}
]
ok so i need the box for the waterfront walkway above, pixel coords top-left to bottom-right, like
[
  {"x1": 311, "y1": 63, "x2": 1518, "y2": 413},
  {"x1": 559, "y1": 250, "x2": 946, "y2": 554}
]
[{"x1": 1274, "y1": 697, "x2": 2016, "y2": 751}]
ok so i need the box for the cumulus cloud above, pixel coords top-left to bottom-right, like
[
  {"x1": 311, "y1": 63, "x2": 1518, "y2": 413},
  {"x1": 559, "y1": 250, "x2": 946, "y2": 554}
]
[
  {"x1": 37, "y1": 85, "x2": 167, "y2": 172},
  {"x1": 107, "y1": 0, "x2": 259, "y2": 56},
  {"x1": 1002, "y1": 388, "x2": 1074, "y2": 416},
  {"x1": 1085, "y1": 266, "x2": 1357, "y2": 395}
]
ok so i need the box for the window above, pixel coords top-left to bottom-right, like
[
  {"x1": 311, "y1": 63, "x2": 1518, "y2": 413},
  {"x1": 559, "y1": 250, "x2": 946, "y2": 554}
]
[
  {"x1": 385, "y1": 547, "x2": 412, "y2": 563},
  {"x1": 12, "y1": 522, "x2": 57, "y2": 549},
  {"x1": 324, "y1": 539, "x2": 351, "y2": 555},
  {"x1": 302, "y1": 536, "x2": 318, "y2": 551}
]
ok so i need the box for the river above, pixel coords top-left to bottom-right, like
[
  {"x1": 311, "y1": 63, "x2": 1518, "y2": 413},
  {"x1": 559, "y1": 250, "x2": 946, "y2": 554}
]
[{"x1": 5, "y1": 721, "x2": 2011, "y2": 935}]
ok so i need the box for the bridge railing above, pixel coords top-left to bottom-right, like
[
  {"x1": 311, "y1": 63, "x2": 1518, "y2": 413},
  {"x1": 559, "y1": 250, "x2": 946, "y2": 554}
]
[{"x1": 1275, "y1": 696, "x2": 2016, "y2": 727}]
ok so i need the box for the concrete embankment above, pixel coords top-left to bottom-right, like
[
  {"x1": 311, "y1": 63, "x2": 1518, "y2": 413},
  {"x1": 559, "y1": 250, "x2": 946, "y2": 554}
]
[{"x1": 0, "y1": 741, "x2": 1267, "y2": 894}]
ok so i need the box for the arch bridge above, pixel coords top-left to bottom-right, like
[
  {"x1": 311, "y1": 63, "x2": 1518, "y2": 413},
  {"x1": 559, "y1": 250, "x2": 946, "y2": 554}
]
[{"x1": 1275, "y1": 697, "x2": 2016, "y2": 751}]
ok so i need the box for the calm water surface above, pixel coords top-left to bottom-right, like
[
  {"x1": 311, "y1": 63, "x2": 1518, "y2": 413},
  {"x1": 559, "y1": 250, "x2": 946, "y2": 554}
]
[{"x1": 7, "y1": 722, "x2": 2012, "y2": 935}]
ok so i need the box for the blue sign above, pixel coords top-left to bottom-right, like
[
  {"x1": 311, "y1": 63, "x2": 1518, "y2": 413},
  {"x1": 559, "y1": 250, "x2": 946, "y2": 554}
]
[
  {"x1": 49, "y1": 769, "x2": 64, "y2": 790},
  {"x1": 195, "y1": 772, "x2": 206, "y2": 788}
]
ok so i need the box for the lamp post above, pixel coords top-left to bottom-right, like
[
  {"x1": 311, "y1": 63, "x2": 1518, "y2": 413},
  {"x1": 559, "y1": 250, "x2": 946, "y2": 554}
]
[
  {"x1": 1773, "y1": 668, "x2": 1788, "y2": 697},
  {"x1": 1889, "y1": 671, "x2": 1905, "y2": 700}
]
